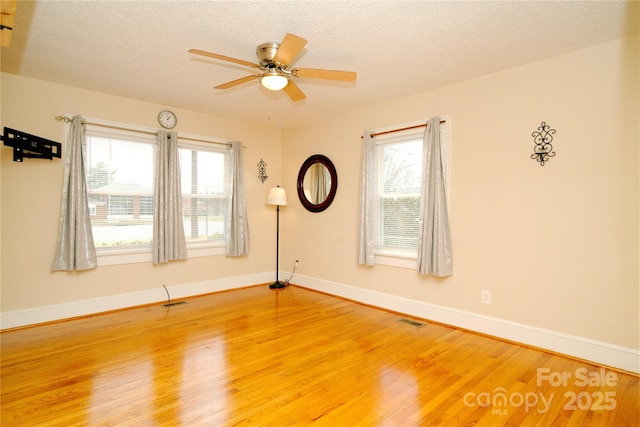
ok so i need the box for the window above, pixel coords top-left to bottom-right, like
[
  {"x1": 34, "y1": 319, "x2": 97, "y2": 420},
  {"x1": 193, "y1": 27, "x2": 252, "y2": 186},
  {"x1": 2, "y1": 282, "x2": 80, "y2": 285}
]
[
  {"x1": 179, "y1": 144, "x2": 227, "y2": 246},
  {"x1": 369, "y1": 120, "x2": 449, "y2": 264},
  {"x1": 84, "y1": 121, "x2": 228, "y2": 262},
  {"x1": 375, "y1": 133, "x2": 423, "y2": 256},
  {"x1": 86, "y1": 130, "x2": 156, "y2": 249}
]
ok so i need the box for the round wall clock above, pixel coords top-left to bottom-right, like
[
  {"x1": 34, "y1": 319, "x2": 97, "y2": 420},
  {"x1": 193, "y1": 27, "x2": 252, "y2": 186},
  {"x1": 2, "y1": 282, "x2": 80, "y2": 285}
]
[{"x1": 158, "y1": 110, "x2": 177, "y2": 129}]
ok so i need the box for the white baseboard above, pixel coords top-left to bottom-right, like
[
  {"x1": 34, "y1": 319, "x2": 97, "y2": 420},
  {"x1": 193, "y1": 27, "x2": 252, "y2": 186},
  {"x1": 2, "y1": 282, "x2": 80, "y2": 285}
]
[
  {"x1": 2, "y1": 271, "x2": 638, "y2": 374},
  {"x1": 293, "y1": 274, "x2": 640, "y2": 374},
  {"x1": 0, "y1": 272, "x2": 272, "y2": 331}
]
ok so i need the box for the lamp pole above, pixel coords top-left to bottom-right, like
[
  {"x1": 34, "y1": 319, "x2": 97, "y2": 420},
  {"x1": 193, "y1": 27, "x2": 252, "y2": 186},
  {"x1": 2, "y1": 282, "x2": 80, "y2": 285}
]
[
  {"x1": 270, "y1": 203, "x2": 285, "y2": 288},
  {"x1": 267, "y1": 186, "x2": 287, "y2": 289}
]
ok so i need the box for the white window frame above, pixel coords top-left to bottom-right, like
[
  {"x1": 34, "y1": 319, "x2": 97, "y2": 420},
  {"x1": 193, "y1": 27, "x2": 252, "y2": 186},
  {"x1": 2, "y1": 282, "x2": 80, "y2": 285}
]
[
  {"x1": 370, "y1": 117, "x2": 450, "y2": 269},
  {"x1": 78, "y1": 117, "x2": 230, "y2": 266},
  {"x1": 177, "y1": 139, "x2": 228, "y2": 252}
]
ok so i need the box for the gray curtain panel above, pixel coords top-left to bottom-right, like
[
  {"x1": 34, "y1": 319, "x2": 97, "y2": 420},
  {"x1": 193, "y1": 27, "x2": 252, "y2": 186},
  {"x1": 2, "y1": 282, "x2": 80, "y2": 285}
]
[
  {"x1": 152, "y1": 130, "x2": 187, "y2": 264},
  {"x1": 358, "y1": 130, "x2": 376, "y2": 266},
  {"x1": 52, "y1": 115, "x2": 97, "y2": 271},
  {"x1": 225, "y1": 141, "x2": 250, "y2": 256},
  {"x1": 417, "y1": 116, "x2": 453, "y2": 276}
]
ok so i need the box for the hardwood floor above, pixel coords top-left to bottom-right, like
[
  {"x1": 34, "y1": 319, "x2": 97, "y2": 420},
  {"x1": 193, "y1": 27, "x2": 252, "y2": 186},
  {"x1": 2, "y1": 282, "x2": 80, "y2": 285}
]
[{"x1": 1, "y1": 285, "x2": 638, "y2": 426}]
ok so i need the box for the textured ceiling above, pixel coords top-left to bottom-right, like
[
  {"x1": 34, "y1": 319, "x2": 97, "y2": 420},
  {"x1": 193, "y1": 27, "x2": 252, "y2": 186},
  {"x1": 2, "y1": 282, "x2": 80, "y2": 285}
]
[{"x1": 2, "y1": 1, "x2": 638, "y2": 127}]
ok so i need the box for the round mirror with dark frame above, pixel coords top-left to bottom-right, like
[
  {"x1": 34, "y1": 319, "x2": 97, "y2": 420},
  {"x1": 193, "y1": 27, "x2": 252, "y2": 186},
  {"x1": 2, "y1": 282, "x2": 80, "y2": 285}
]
[{"x1": 297, "y1": 154, "x2": 338, "y2": 213}]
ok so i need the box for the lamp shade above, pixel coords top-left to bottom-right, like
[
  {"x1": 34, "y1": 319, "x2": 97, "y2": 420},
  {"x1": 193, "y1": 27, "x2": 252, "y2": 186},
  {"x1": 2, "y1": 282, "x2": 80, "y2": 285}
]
[
  {"x1": 260, "y1": 71, "x2": 289, "y2": 91},
  {"x1": 267, "y1": 186, "x2": 287, "y2": 206}
]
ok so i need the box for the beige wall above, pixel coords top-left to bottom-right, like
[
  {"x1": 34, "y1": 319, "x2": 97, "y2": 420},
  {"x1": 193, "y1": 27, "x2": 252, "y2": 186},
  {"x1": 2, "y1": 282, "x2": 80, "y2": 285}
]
[
  {"x1": 1, "y1": 73, "x2": 282, "y2": 310},
  {"x1": 1, "y1": 35, "x2": 638, "y2": 353},
  {"x1": 281, "y1": 35, "x2": 639, "y2": 350}
]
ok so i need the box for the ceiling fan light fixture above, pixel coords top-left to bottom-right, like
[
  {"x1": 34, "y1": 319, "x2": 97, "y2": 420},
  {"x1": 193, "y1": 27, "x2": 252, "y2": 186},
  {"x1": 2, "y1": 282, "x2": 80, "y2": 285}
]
[
  {"x1": 260, "y1": 71, "x2": 289, "y2": 91},
  {"x1": 189, "y1": 33, "x2": 356, "y2": 102}
]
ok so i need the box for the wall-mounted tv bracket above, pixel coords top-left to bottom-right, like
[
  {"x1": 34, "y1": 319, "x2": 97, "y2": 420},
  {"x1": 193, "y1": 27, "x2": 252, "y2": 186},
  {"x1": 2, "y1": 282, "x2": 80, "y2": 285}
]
[{"x1": 1, "y1": 127, "x2": 62, "y2": 162}]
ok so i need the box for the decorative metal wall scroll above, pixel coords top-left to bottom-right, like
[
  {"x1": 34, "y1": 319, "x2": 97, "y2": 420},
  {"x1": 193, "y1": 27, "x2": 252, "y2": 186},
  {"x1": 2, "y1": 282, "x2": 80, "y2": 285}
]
[
  {"x1": 530, "y1": 121, "x2": 556, "y2": 166},
  {"x1": 257, "y1": 159, "x2": 268, "y2": 183}
]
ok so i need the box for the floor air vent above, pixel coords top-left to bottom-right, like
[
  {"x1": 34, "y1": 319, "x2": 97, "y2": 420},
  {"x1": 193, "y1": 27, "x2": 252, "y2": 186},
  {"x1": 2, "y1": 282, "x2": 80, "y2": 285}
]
[{"x1": 398, "y1": 318, "x2": 426, "y2": 328}]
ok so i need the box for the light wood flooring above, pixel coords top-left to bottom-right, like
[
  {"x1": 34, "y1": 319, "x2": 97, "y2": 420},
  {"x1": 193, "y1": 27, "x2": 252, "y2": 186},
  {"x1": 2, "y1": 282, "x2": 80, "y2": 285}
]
[{"x1": 1, "y1": 285, "x2": 638, "y2": 426}]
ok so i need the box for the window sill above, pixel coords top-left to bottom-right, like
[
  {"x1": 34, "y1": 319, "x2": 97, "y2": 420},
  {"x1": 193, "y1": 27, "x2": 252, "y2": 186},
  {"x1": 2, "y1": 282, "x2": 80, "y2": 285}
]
[
  {"x1": 96, "y1": 244, "x2": 225, "y2": 266},
  {"x1": 374, "y1": 252, "x2": 417, "y2": 269}
]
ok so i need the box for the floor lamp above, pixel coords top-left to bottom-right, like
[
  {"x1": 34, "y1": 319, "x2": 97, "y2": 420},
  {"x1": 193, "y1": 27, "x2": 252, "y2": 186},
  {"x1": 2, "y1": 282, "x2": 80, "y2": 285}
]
[{"x1": 267, "y1": 186, "x2": 287, "y2": 289}]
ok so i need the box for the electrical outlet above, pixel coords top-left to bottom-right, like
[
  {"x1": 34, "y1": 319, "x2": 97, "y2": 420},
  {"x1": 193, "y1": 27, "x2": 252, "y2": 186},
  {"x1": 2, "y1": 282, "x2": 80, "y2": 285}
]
[
  {"x1": 482, "y1": 289, "x2": 492, "y2": 304},
  {"x1": 294, "y1": 260, "x2": 299, "y2": 267}
]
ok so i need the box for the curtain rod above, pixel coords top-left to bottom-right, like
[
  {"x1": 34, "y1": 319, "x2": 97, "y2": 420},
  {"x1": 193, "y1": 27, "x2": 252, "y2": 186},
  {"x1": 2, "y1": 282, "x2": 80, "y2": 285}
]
[
  {"x1": 55, "y1": 115, "x2": 237, "y2": 147},
  {"x1": 363, "y1": 119, "x2": 447, "y2": 139}
]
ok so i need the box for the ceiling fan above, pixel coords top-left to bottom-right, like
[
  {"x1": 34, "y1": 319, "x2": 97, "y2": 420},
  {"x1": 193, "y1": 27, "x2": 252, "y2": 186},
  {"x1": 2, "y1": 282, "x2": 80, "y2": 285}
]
[
  {"x1": 189, "y1": 33, "x2": 357, "y2": 102},
  {"x1": 1, "y1": 0, "x2": 17, "y2": 47}
]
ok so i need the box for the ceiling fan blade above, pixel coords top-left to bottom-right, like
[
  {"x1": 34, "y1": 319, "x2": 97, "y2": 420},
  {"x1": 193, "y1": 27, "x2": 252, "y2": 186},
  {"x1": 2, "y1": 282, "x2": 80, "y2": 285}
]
[
  {"x1": 215, "y1": 75, "x2": 258, "y2": 90},
  {"x1": 282, "y1": 79, "x2": 306, "y2": 102},
  {"x1": 1, "y1": 0, "x2": 16, "y2": 47},
  {"x1": 292, "y1": 68, "x2": 357, "y2": 82},
  {"x1": 189, "y1": 49, "x2": 260, "y2": 69},
  {"x1": 273, "y1": 33, "x2": 307, "y2": 66}
]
